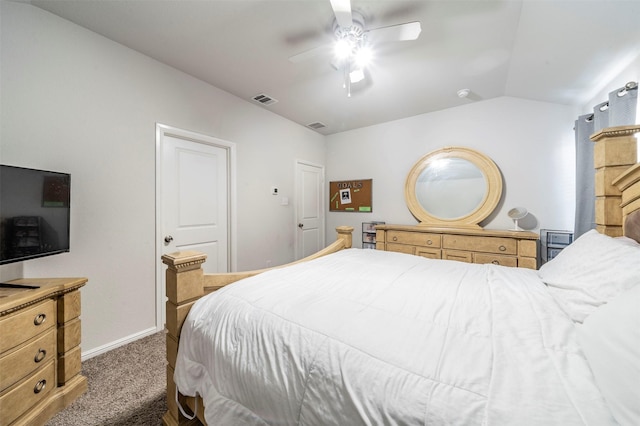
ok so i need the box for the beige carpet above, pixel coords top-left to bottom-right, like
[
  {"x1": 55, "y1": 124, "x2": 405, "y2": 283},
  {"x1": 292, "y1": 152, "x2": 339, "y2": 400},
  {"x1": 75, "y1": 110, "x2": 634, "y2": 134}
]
[{"x1": 47, "y1": 331, "x2": 167, "y2": 426}]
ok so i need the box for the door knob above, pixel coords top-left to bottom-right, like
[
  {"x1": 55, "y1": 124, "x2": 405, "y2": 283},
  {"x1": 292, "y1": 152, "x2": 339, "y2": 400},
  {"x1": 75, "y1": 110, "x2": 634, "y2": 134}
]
[
  {"x1": 298, "y1": 223, "x2": 304, "y2": 228},
  {"x1": 164, "y1": 235, "x2": 174, "y2": 243}
]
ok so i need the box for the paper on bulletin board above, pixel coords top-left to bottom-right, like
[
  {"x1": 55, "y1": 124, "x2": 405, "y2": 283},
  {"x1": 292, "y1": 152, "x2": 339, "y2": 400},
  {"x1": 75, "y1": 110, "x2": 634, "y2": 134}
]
[{"x1": 329, "y1": 179, "x2": 373, "y2": 212}]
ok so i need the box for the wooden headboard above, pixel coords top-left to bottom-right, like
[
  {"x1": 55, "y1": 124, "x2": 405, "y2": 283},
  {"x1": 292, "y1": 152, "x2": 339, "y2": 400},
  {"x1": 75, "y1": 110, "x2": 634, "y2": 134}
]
[
  {"x1": 612, "y1": 161, "x2": 640, "y2": 243},
  {"x1": 590, "y1": 124, "x2": 640, "y2": 242},
  {"x1": 623, "y1": 210, "x2": 640, "y2": 242}
]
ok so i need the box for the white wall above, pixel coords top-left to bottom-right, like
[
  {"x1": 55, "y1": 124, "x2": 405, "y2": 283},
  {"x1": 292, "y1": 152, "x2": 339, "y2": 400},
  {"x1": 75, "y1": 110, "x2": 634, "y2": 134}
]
[
  {"x1": 325, "y1": 97, "x2": 576, "y2": 248},
  {"x1": 0, "y1": 1, "x2": 325, "y2": 356}
]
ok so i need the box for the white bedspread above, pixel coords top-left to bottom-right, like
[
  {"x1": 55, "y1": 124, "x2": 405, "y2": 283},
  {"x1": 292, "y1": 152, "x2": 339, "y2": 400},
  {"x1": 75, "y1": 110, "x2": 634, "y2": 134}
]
[{"x1": 174, "y1": 249, "x2": 615, "y2": 425}]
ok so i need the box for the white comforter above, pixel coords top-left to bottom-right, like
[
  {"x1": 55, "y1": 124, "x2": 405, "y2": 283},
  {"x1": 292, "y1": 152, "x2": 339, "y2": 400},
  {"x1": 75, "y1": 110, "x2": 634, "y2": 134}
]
[{"x1": 174, "y1": 249, "x2": 615, "y2": 425}]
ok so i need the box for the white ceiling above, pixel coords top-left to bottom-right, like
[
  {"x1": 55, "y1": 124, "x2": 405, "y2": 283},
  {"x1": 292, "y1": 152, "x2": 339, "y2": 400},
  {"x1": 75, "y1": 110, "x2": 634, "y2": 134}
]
[{"x1": 21, "y1": 0, "x2": 640, "y2": 135}]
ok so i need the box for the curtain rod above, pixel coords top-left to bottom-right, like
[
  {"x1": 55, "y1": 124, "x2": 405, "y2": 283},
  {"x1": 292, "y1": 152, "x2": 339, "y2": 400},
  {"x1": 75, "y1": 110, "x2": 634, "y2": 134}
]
[{"x1": 574, "y1": 81, "x2": 638, "y2": 127}]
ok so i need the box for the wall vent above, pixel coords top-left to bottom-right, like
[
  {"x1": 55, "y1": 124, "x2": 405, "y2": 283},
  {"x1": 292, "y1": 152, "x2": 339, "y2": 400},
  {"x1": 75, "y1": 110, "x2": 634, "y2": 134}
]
[
  {"x1": 307, "y1": 122, "x2": 327, "y2": 130},
  {"x1": 252, "y1": 93, "x2": 278, "y2": 106}
]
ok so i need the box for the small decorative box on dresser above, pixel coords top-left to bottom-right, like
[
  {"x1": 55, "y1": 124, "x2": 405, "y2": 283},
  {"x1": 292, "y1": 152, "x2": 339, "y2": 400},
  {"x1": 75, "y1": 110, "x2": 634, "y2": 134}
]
[
  {"x1": 376, "y1": 225, "x2": 539, "y2": 269},
  {"x1": 0, "y1": 278, "x2": 87, "y2": 426}
]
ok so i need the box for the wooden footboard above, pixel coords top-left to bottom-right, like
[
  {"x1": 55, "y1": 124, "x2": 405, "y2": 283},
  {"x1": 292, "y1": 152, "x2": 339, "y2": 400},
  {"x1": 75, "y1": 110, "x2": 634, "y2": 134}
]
[{"x1": 161, "y1": 226, "x2": 353, "y2": 426}]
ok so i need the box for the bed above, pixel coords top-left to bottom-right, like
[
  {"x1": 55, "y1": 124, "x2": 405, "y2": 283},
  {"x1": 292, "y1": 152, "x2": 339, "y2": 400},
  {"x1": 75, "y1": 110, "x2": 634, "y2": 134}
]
[{"x1": 162, "y1": 125, "x2": 640, "y2": 426}]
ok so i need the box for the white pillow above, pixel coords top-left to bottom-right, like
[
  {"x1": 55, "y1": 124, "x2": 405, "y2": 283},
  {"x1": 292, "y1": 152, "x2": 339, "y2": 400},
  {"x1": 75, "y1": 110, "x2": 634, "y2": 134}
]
[
  {"x1": 538, "y1": 229, "x2": 640, "y2": 322},
  {"x1": 577, "y1": 285, "x2": 640, "y2": 426}
]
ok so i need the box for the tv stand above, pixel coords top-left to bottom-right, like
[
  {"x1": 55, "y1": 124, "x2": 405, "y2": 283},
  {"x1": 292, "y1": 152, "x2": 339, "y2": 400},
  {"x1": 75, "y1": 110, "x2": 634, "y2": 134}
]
[{"x1": 0, "y1": 277, "x2": 87, "y2": 425}]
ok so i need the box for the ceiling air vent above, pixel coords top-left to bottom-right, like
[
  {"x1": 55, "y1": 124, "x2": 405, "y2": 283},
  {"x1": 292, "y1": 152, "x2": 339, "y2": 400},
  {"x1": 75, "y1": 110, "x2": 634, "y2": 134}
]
[
  {"x1": 252, "y1": 93, "x2": 278, "y2": 106},
  {"x1": 307, "y1": 122, "x2": 326, "y2": 130}
]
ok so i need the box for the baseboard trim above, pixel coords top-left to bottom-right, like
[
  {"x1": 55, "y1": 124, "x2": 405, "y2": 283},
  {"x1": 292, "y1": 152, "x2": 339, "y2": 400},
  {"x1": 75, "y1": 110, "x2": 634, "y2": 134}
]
[{"x1": 81, "y1": 326, "x2": 162, "y2": 361}]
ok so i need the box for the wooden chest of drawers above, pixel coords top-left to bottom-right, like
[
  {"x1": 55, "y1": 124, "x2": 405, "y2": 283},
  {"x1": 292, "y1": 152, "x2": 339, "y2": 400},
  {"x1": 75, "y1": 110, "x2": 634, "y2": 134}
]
[
  {"x1": 0, "y1": 278, "x2": 87, "y2": 426},
  {"x1": 377, "y1": 225, "x2": 539, "y2": 269}
]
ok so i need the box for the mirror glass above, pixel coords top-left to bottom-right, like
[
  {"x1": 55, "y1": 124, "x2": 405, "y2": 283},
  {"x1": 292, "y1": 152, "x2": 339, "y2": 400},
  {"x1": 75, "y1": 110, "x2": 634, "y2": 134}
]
[
  {"x1": 405, "y1": 147, "x2": 502, "y2": 228},
  {"x1": 415, "y1": 158, "x2": 486, "y2": 219}
]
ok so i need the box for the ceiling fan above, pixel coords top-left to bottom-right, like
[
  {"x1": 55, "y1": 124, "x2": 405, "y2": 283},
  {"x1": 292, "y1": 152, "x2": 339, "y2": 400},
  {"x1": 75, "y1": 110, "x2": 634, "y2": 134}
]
[{"x1": 289, "y1": 0, "x2": 422, "y2": 97}]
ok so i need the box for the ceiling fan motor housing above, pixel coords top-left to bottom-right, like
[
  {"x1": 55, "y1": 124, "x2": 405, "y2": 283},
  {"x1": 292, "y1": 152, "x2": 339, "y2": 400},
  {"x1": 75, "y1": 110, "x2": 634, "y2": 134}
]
[{"x1": 333, "y1": 11, "x2": 365, "y2": 43}]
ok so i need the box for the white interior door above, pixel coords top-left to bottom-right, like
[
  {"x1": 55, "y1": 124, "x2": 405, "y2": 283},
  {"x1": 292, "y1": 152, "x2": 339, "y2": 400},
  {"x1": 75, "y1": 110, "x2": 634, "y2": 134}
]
[
  {"x1": 156, "y1": 124, "x2": 235, "y2": 329},
  {"x1": 295, "y1": 160, "x2": 325, "y2": 259},
  {"x1": 162, "y1": 137, "x2": 228, "y2": 270}
]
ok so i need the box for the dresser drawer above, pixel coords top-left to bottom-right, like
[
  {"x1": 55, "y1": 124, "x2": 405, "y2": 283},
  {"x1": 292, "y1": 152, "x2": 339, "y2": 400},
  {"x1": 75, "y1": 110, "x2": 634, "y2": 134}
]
[
  {"x1": 473, "y1": 253, "x2": 518, "y2": 267},
  {"x1": 443, "y1": 234, "x2": 517, "y2": 255},
  {"x1": 0, "y1": 360, "x2": 55, "y2": 425},
  {"x1": 386, "y1": 242, "x2": 416, "y2": 255},
  {"x1": 387, "y1": 231, "x2": 441, "y2": 248},
  {"x1": 415, "y1": 247, "x2": 441, "y2": 259},
  {"x1": 0, "y1": 299, "x2": 55, "y2": 353},
  {"x1": 0, "y1": 328, "x2": 56, "y2": 392},
  {"x1": 386, "y1": 243, "x2": 442, "y2": 259},
  {"x1": 518, "y1": 257, "x2": 537, "y2": 270},
  {"x1": 442, "y1": 250, "x2": 472, "y2": 263}
]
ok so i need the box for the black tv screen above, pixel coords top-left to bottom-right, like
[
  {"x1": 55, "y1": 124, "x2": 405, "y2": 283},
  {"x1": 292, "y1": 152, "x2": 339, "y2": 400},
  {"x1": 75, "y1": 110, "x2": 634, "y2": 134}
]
[{"x1": 0, "y1": 165, "x2": 71, "y2": 265}]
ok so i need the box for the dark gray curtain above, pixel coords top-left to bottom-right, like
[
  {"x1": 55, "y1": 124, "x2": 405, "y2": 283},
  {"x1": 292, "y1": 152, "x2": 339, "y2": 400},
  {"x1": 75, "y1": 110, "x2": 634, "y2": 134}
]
[
  {"x1": 574, "y1": 114, "x2": 595, "y2": 239},
  {"x1": 574, "y1": 82, "x2": 638, "y2": 238}
]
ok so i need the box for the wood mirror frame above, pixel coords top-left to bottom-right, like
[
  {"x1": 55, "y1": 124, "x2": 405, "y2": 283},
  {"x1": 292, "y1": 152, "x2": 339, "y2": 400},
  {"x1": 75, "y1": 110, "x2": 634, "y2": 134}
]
[{"x1": 404, "y1": 146, "x2": 503, "y2": 228}]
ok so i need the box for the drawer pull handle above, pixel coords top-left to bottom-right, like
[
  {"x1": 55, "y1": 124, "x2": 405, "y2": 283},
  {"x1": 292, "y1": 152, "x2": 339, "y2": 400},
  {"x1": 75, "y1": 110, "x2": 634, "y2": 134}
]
[
  {"x1": 34, "y1": 379, "x2": 46, "y2": 394},
  {"x1": 426, "y1": 239, "x2": 432, "y2": 245},
  {"x1": 492, "y1": 260, "x2": 500, "y2": 265},
  {"x1": 392, "y1": 236, "x2": 398, "y2": 241},
  {"x1": 498, "y1": 245, "x2": 506, "y2": 252},
  {"x1": 34, "y1": 349, "x2": 47, "y2": 363},
  {"x1": 34, "y1": 313, "x2": 46, "y2": 326}
]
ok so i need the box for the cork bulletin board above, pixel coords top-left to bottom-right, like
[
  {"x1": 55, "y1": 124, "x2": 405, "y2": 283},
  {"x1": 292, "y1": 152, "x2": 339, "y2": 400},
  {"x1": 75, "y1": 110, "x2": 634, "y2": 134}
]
[{"x1": 329, "y1": 179, "x2": 373, "y2": 212}]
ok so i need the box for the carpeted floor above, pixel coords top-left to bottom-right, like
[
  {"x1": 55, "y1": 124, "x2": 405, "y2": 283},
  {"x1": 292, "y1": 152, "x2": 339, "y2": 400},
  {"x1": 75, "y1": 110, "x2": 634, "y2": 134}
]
[{"x1": 46, "y1": 331, "x2": 167, "y2": 426}]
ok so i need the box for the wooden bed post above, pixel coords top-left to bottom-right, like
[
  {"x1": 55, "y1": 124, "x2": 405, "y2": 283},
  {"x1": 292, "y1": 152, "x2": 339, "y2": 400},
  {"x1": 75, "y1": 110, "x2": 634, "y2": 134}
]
[
  {"x1": 162, "y1": 251, "x2": 207, "y2": 426},
  {"x1": 335, "y1": 225, "x2": 354, "y2": 248},
  {"x1": 591, "y1": 125, "x2": 640, "y2": 236}
]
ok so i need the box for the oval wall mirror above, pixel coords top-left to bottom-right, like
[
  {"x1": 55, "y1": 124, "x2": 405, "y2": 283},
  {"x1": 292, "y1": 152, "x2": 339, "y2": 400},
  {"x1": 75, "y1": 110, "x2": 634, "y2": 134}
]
[{"x1": 404, "y1": 146, "x2": 503, "y2": 228}]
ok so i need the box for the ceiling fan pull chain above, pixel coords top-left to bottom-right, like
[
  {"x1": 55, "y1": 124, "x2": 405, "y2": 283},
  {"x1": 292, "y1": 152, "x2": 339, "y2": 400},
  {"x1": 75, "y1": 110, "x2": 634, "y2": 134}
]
[{"x1": 346, "y1": 62, "x2": 352, "y2": 97}]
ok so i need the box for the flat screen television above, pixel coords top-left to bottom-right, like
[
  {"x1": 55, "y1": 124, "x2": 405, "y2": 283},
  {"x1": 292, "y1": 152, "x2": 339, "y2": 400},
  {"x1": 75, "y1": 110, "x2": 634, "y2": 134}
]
[{"x1": 0, "y1": 164, "x2": 71, "y2": 265}]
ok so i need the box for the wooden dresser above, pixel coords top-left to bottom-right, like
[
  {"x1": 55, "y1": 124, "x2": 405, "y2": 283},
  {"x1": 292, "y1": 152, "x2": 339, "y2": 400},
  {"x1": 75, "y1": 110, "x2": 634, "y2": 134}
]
[
  {"x1": 0, "y1": 278, "x2": 87, "y2": 426},
  {"x1": 376, "y1": 225, "x2": 539, "y2": 269}
]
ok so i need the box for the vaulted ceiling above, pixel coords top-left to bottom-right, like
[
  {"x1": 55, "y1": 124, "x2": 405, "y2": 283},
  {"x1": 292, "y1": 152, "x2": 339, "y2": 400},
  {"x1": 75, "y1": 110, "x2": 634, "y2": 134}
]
[{"x1": 22, "y1": 0, "x2": 640, "y2": 134}]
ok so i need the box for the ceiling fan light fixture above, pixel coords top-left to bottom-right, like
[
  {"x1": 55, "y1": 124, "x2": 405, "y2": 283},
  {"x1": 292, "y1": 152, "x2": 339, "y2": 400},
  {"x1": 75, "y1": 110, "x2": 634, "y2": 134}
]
[
  {"x1": 354, "y1": 45, "x2": 373, "y2": 68},
  {"x1": 334, "y1": 38, "x2": 352, "y2": 60},
  {"x1": 349, "y1": 68, "x2": 365, "y2": 83}
]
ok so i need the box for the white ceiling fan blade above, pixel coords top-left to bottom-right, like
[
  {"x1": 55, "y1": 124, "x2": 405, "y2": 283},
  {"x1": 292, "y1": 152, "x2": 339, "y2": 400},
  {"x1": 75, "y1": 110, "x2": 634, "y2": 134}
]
[
  {"x1": 330, "y1": 0, "x2": 353, "y2": 28},
  {"x1": 366, "y1": 21, "x2": 421, "y2": 43},
  {"x1": 289, "y1": 43, "x2": 332, "y2": 63}
]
